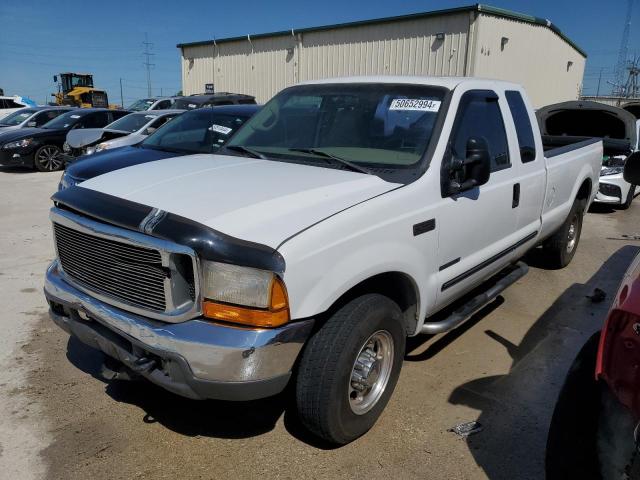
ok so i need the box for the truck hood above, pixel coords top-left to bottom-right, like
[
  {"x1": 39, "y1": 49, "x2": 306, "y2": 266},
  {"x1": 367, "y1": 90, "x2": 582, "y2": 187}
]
[{"x1": 79, "y1": 154, "x2": 400, "y2": 249}]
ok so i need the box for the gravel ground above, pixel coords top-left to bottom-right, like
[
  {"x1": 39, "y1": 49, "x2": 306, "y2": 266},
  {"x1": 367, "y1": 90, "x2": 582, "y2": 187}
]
[{"x1": 1, "y1": 167, "x2": 639, "y2": 480}]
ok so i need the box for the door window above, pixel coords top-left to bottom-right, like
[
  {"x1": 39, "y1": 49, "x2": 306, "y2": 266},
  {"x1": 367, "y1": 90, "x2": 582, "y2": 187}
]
[
  {"x1": 34, "y1": 110, "x2": 65, "y2": 126},
  {"x1": 505, "y1": 91, "x2": 536, "y2": 162},
  {"x1": 77, "y1": 112, "x2": 110, "y2": 128},
  {"x1": 447, "y1": 90, "x2": 510, "y2": 175}
]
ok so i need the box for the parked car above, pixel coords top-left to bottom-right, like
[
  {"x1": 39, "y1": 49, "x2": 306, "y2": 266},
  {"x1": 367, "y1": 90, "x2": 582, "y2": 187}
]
[
  {"x1": 44, "y1": 77, "x2": 601, "y2": 445},
  {"x1": 0, "y1": 95, "x2": 37, "y2": 120},
  {"x1": 172, "y1": 92, "x2": 256, "y2": 110},
  {"x1": 0, "y1": 107, "x2": 74, "y2": 131},
  {"x1": 0, "y1": 108, "x2": 129, "y2": 171},
  {"x1": 537, "y1": 101, "x2": 640, "y2": 209},
  {"x1": 547, "y1": 154, "x2": 640, "y2": 479},
  {"x1": 64, "y1": 109, "x2": 184, "y2": 158},
  {"x1": 126, "y1": 97, "x2": 180, "y2": 111},
  {"x1": 58, "y1": 104, "x2": 260, "y2": 190}
]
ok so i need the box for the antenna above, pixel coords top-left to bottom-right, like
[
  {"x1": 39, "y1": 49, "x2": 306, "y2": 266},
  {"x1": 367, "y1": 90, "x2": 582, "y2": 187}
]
[
  {"x1": 142, "y1": 33, "x2": 155, "y2": 97},
  {"x1": 613, "y1": 0, "x2": 634, "y2": 95}
]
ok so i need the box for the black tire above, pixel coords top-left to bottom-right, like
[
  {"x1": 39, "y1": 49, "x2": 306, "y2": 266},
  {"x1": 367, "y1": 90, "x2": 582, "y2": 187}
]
[
  {"x1": 542, "y1": 198, "x2": 586, "y2": 268},
  {"x1": 34, "y1": 145, "x2": 64, "y2": 172},
  {"x1": 295, "y1": 294, "x2": 405, "y2": 445},
  {"x1": 618, "y1": 185, "x2": 635, "y2": 210}
]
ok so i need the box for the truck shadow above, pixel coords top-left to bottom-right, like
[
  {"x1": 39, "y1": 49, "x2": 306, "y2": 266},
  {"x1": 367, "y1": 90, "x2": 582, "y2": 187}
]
[
  {"x1": 446, "y1": 245, "x2": 639, "y2": 480},
  {"x1": 65, "y1": 337, "x2": 290, "y2": 440}
]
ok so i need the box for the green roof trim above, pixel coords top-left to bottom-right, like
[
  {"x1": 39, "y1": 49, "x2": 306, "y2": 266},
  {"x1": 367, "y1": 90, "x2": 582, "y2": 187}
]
[{"x1": 177, "y1": 3, "x2": 586, "y2": 58}]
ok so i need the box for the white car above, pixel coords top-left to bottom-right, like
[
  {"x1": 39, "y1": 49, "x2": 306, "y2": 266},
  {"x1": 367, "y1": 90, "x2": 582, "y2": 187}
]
[
  {"x1": 596, "y1": 119, "x2": 640, "y2": 209},
  {"x1": 45, "y1": 76, "x2": 602, "y2": 445},
  {"x1": 538, "y1": 101, "x2": 640, "y2": 209},
  {"x1": 0, "y1": 96, "x2": 37, "y2": 120},
  {"x1": 0, "y1": 107, "x2": 73, "y2": 131},
  {"x1": 126, "y1": 97, "x2": 179, "y2": 111},
  {"x1": 65, "y1": 110, "x2": 183, "y2": 156}
]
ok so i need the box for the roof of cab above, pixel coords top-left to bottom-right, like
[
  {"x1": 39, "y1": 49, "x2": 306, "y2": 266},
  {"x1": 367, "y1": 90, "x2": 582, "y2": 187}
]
[{"x1": 298, "y1": 75, "x2": 522, "y2": 91}]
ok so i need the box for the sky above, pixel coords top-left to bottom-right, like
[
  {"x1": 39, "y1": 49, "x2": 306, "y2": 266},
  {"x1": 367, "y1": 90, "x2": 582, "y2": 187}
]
[{"x1": 1, "y1": 0, "x2": 638, "y2": 106}]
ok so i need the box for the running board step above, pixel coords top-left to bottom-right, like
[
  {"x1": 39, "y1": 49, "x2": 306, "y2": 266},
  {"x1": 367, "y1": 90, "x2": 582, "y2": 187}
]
[{"x1": 421, "y1": 261, "x2": 529, "y2": 335}]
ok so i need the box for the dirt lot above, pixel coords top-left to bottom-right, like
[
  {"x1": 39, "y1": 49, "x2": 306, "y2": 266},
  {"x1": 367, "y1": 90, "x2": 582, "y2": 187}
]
[{"x1": 1, "y1": 167, "x2": 639, "y2": 480}]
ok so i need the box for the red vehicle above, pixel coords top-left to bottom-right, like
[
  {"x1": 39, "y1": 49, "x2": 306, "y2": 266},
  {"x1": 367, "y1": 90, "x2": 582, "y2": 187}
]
[{"x1": 547, "y1": 156, "x2": 640, "y2": 479}]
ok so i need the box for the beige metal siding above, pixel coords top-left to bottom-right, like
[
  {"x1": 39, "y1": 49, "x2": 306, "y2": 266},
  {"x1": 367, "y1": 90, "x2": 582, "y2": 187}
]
[
  {"x1": 180, "y1": 12, "x2": 470, "y2": 103},
  {"x1": 213, "y1": 36, "x2": 296, "y2": 102},
  {"x1": 181, "y1": 44, "x2": 215, "y2": 95},
  {"x1": 472, "y1": 14, "x2": 585, "y2": 107},
  {"x1": 299, "y1": 13, "x2": 469, "y2": 82}
]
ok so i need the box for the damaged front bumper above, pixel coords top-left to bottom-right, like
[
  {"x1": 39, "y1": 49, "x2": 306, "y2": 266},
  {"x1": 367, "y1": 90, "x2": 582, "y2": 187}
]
[{"x1": 44, "y1": 261, "x2": 313, "y2": 401}]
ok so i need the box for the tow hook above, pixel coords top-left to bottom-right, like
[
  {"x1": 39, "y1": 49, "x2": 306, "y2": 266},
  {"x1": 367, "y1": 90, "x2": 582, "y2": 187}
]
[{"x1": 130, "y1": 356, "x2": 156, "y2": 374}]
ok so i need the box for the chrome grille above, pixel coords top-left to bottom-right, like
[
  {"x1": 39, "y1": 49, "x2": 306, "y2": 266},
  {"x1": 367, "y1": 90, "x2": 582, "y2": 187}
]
[{"x1": 53, "y1": 222, "x2": 167, "y2": 312}]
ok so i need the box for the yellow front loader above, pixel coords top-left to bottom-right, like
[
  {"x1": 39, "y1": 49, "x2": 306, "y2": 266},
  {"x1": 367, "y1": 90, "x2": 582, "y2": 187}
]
[{"x1": 52, "y1": 73, "x2": 114, "y2": 108}]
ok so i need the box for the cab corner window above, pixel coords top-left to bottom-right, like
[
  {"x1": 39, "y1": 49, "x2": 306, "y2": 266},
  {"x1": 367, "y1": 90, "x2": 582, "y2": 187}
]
[
  {"x1": 505, "y1": 90, "x2": 536, "y2": 163},
  {"x1": 447, "y1": 90, "x2": 511, "y2": 174}
]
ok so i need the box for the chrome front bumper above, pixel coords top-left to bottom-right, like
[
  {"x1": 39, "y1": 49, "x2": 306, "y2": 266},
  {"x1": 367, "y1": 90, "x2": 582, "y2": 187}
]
[{"x1": 44, "y1": 261, "x2": 314, "y2": 400}]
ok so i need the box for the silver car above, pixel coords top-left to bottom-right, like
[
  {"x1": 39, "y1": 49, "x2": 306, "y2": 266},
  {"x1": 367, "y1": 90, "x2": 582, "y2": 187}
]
[
  {"x1": 65, "y1": 110, "x2": 184, "y2": 156},
  {"x1": 0, "y1": 107, "x2": 74, "y2": 131}
]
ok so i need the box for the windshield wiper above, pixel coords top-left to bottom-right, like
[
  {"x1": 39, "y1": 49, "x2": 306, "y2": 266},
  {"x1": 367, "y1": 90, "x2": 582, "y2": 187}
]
[
  {"x1": 287, "y1": 148, "x2": 374, "y2": 175},
  {"x1": 224, "y1": 145, "x2": 268, "y2": 160}
]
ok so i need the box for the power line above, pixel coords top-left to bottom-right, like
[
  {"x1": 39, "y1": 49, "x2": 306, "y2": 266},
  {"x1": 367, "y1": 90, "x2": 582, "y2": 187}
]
[{"x1": 142, "y1": 33, "x2": 155, "y2": 98}]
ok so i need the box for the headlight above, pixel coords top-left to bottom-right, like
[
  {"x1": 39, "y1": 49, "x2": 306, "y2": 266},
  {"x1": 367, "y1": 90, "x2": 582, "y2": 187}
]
[
  {"x1": 63, "y1": 142, "x2": 70, "y2": 152},
  {"x1": 84, "y1": 146, "x2": 96, "y2": 155},
  {"x1": 58, "y1": 172, "x2": 78, "y2": 191},
  {"x1": 3, "y1": 138, "x2": 33, "y2": 149},
  {"x1": 94, "y1": 142, "x2": 108, "y2": 153},
  {"x1": 601, "y1": 166, "x2": 624, "y2": 176},
  {"x1": 201, "y1": 261, "x2": 289, "y2": 327}
]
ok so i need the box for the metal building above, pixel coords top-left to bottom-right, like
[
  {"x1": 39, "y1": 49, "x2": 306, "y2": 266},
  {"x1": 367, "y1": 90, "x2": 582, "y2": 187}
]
[{"x1": 177, "y1": 4, "x2": 586, "y2": 107}]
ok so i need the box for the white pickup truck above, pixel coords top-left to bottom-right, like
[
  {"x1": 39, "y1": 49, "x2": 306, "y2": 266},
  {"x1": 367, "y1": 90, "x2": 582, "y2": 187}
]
[{"x1": 44, "y1": 76, "x2": 602, "y2": 445}]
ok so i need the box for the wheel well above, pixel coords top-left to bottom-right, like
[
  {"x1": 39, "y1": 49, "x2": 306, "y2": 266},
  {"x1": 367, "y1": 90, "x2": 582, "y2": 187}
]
[
  {"x1": 576, "y1": 178, "x2": 592, "y2": 202},
  {"x1": 323, "y1": 272, "x2": 419, "y2": 335}
]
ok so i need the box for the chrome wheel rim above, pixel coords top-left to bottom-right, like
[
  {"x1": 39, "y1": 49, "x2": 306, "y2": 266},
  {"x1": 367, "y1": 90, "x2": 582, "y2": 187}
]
[
  {"x1": 566, "y1": 214, "x2": 579, "y2": 253},
  {"x1": 348, "y1": 330, "x2": 394, "y2": 415},
  {"x1": 37, "y1": 146, "x2": 62, "y2": 171}
]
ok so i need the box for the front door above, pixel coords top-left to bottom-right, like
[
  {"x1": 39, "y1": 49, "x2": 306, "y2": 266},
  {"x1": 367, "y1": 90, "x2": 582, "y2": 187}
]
[{"x1": 435, "y1": 89, "x2": 523, "y2": 309}]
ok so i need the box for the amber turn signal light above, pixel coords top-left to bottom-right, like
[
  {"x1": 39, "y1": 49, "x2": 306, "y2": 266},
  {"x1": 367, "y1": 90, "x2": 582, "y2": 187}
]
[{"x1": 203, "y1": 276, "x2": 290, "y2": 328}]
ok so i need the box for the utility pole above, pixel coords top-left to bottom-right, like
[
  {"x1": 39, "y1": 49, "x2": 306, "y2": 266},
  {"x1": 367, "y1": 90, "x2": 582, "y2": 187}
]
[
  {"x1": 613, "y1": 0, "x2": 634, "y2": 95},
  {"x1": 119, "y1": 78, "x2": 124, "y2": 108},
  {"x1": 142, "y1": 33, "x2": 155, "y2": 97},
  {"x1": 596, "y1": 68, "x2": 604, "y2": 97}
]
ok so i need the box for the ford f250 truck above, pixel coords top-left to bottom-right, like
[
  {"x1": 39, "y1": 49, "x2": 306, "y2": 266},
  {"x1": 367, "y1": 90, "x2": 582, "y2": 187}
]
[{"x1": 44, "y1": 77, "x2": 602, "y2": 445}]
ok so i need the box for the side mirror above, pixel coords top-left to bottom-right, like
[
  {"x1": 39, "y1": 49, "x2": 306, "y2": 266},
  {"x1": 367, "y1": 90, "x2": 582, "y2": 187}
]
[
  {"x1": 448, "y1": 137, "x2": 491, "y2": 195},
  {"x1": 27, "y1": 121, "x2": 37, "y2": 127},
  {"x1": 145, "y1": 127, "x2": 156, "y2": 135},
  {"x1": 624, "y1": 151, "x2": 640, "y2": 185}
]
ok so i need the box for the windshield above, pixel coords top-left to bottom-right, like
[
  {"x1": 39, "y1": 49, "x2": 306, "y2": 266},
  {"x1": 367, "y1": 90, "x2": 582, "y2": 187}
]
[
  {"x1": 41, "y1": 111, "x2": 84, "y2": 130},
  {"x1": 141, "y1": 110, "x2": 251, "y2": 154},
  {"x1": 106, "y1": 113, "x2": 156, "y2": 133},
  {"x1": 0, "y1": 108, "x2": 37, "y2": 126},
  {"x1": 226, "y1": 84, "x2": 446, "y2": 174},
  {"x1": 127, "y1": 99, "x2": 155, "y2": 111}
]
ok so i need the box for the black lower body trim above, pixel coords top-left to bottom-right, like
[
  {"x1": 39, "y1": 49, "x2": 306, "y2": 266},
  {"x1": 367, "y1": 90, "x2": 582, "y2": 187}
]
[{"x1": 441, "y1": 231, "x2": 538, "y2": 291}]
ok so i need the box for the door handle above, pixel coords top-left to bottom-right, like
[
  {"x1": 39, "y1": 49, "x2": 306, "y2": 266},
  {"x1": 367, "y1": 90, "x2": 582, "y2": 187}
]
[{"x1": 512, "y1": 183, "x2": 520, "y2": 208}]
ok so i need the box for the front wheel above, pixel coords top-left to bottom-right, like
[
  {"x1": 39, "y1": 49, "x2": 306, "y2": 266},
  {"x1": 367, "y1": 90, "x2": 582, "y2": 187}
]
[
  {"x1": 295, "y1": 294, "x2": 406, "y2": 445},
  {"x1": 618, "y1": 185, "x2": 635, "y2": 210},
  {"x1": 34, "y1": 145, "x2": 64, "y2": 172}
]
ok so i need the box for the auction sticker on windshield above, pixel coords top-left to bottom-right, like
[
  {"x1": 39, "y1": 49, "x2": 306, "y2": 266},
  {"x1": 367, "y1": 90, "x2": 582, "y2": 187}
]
[
  {"x1": 389, "y1": 99, "x2": 441, "y2": 112},
  {"x1": 209, "y1": 124, "x2": 233, "y2": 135}
]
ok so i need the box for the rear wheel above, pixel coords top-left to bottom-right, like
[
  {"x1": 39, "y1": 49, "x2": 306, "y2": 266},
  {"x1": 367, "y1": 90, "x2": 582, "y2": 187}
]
[
  {"x1": 542, "y1": 198, "x2": 586, "y2": 268},
  {"x1": 295, "y1": 294, "x2": 405, "y2": 445},
  {"x1": 34, "y1": 145, "x2": 63, "y2": 172}
]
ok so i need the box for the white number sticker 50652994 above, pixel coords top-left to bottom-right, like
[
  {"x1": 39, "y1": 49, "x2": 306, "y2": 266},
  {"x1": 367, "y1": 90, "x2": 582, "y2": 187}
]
[{"x1": 388, "y1": 99, "x2": 441, "y2": 112}]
